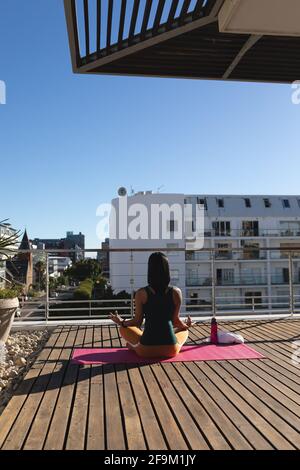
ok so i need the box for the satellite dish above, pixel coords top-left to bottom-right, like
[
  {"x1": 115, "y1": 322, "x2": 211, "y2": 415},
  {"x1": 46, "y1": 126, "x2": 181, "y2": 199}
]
[{"x1": 118, "y1": 187, "x2": 127, "y2": 197}]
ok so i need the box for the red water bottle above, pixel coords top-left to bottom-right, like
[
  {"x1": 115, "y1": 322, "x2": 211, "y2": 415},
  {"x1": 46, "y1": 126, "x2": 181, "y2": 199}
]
[{"x1": 210, "y1": 317, "x2": 218, "y2": 344}]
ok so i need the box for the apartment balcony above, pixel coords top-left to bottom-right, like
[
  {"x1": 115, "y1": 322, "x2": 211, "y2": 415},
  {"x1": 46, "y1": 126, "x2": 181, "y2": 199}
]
[
  {"x1": 186, "y1": 276, "x2": 212, "y2": 287},
  {"x1": 216, "y1": 275, "x2": 268, "y2": 287},
  {"x1": 186, "y1": 275, "x2": 269, "y2": 287},
  {"x1": 186, "y1": 252, "x2": 211, "y2": 261},
  {"x1": 204, "y1": 229, "x2": 300, "y2": 238},
  {"x1": 186, "y1": 251, "x2": 267, "y2": 262},
  {"x1": 271, "y1": 275, "x2": 300, "y2": 285}
]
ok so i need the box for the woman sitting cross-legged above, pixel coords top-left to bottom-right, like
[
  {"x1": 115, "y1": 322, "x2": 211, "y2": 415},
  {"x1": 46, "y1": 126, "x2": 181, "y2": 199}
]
[{"x1": 110, "y1": 252, "x2": 193, "y2": 359}]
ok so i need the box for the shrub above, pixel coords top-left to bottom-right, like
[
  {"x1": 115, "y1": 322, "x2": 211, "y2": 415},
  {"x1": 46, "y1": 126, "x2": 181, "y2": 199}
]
[
  {"x1": 0, "y1": 287, "x2": 21, "y2": 299},
  {"x1": 73, "y1": 278, "x2": 94, "y2": 300}
]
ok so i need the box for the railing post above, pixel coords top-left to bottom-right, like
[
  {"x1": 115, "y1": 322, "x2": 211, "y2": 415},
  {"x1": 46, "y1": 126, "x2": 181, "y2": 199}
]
[
  {"x1": 45, "y1": 253, "x2": 49, "y2": 323},
  {"x1": 211, "y1": 249, "x2": 216, "y2": 316},
  {"x1": 130, "y1": 251, "x2": 134, "y2": 318},
  {"x1": 89, "y1": 300, "x2": 92, "y2": 317},
  {"x1": 288, "y1": 252, "x2": 295, "y2": 316},
  {"x1": 252, "y1": 297, "x2": 255, "y2": 313}
]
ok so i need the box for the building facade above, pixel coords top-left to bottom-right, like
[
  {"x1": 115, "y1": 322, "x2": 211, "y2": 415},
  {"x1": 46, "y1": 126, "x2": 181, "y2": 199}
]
[
  {"x1": 97, "y1": 238, "x2": 110, "y2": 278},
  {"x1": 33, "y1": 231, "x2": 85, "y2": 263},
  {"x1": 6, "y1": 230, "x2": 33, "y2": 293},
  {"x1": 109, "y1": 193, "x2": 300, "y2": 313},
  {"x1": 49, "y1": 256, "x2": 72, "y2": 278}
]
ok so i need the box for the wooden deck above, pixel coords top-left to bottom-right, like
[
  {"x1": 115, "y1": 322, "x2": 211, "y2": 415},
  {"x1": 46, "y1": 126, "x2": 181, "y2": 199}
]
[{"x1": 0, "y1": 319, "x2": 300, "y2": 450}]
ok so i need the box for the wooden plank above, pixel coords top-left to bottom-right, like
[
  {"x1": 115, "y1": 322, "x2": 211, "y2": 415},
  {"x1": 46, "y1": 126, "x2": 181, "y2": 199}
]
[
  {"x1": 168, "y1": 362, "x2": 252, "y2": 450},
  {"x1": 196, "y1": 321, "x2": 297, "y2": 369},
  {"x1": 115, "y1": 364, "x2": 147, "y2": 450},
  {"x1": 151, "y1": 364, "x2": 212, "y2": 450},
  {"x1": 127, "y1": 365, "x2": 167, "y2": 450},
  {"x1": 1, "y1": 327, "x2": 68, "y2": 450},
  {"x1": 195, "y1": 361, "x2": 279, "y2": 450},
  {"x1": 110, "y1": 325, "x2": 121, "y2": 347},
  {"x1": 23, "y1": 327, "x2": 78, "y2": 450},
  {"x1": 204, "y1": 361, "x2": 296, "y2": 450},
  {"x1": 183, "y1": 361, "x2": 271, "y2": 450},
  {"x1": 231, "y1": 322, "x2": 300, "y2": 375},
  {"x1": 229, "y1": 360, "x2": 300, "y2": 419},
  {"x1": 43, "y1": 326, "x2": 85, "y2": 450},
  {"x1": 65, "y1": 326, "x2": 91, "y2": 450},
  {"x1": 139, "y1": 366, "x2": 189, "y2": 450},
  {"x1": 86, "y1": 363, "x2": 105, "y2": 450},
  {"x1": 0, "y1": 327, "x2": 63, "y2": 449},
  {"x1": 93, "y1": 325, "x2": 102, "y2": 347},
  {"x1": 104, "y1": 364, "x2": 126, "y2": 450},
  {"x1": 102, "y1": 325, "x2": 111, "y2": 347}
]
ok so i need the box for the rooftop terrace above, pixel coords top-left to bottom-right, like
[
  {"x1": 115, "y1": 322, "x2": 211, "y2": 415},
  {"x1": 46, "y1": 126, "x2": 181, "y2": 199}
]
[{"x1": 0, "y1": 318, "x2": 300, "y2": 450}]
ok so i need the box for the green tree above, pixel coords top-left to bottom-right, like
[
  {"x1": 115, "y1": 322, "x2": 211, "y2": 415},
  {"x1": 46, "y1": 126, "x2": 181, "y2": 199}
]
[
  {"x1": 65, "y1": 259, "x2": 102, "y2": 283},
  {"x1": 34, "y1": 261, "x2": 46, "y2": 291}
]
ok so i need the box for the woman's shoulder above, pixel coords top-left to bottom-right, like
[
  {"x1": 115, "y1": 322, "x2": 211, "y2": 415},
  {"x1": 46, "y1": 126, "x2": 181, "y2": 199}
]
[
  {"x1": 171, "y1": 286, "x2": 182, "y2": 302},
  {"x1": 135, "y1": 287, "x2": 148, "y2": 303}
]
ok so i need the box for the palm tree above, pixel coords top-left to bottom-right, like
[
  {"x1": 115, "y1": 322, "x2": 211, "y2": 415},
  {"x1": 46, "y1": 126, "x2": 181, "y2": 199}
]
[{"x1": 0, "y1": 219, "x2": 20, "y2": 258}]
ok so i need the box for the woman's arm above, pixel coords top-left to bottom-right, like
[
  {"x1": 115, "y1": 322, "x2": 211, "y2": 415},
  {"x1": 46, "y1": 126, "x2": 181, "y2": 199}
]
[
  {"x1": 110, "y1": 289, "x2": 145, "y2": 327},
  {"x1": 172, "y1": 287, "x2": 192, "y2": 330}
]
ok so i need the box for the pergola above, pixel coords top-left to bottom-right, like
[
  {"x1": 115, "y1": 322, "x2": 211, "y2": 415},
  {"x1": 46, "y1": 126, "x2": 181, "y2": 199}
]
[{"x1": 64, "y1": 0, "x2": 300, "y2": 83}]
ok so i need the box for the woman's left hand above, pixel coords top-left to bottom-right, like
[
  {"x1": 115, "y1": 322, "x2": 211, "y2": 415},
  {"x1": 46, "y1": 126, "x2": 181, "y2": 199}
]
[{"x1": 109, "y1": 310, "x2": 123, "y2": 326}]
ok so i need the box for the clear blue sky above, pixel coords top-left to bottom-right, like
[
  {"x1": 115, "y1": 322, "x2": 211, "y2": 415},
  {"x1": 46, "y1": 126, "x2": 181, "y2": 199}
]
[{"x1": 1, "y1": 1, "x2": 300, "y2": 248}]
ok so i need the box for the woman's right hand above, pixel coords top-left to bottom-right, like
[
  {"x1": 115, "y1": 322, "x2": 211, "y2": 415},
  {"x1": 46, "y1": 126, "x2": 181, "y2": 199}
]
[{"x1": 109, "y1": 310, "x2": 123, "y2": 326}]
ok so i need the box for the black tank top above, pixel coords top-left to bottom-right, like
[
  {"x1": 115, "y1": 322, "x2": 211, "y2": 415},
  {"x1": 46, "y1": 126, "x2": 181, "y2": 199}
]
[{"x1": 140, "y1": 286, "x2": 177, "y2": 346}]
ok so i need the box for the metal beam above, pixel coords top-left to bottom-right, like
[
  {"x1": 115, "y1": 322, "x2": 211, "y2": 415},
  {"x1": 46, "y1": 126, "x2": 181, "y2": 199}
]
[
  {"x1": 223, "y1": 35, "x2": 262, "y2": 79},
  {"x1": 77, "y1": 15, "x2": 218, "y2": 74},
  {"x1": 64, "y1": 0, "x2": 81, "y2": 71}
]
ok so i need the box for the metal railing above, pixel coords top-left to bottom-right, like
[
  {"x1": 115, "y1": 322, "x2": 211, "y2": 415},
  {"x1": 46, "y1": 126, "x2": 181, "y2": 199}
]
[
  {"x1": 4, "y1": 246, "x2": 300, "y2": 324},
  {"x1": 204, "y1": 228, "x2": 300, "y2": 238}
]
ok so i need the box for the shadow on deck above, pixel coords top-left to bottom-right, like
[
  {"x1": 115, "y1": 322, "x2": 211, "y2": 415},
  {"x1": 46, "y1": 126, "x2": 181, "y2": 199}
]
[{"x1": 0, "y1": 319, "x2": 300, "y2": 450}]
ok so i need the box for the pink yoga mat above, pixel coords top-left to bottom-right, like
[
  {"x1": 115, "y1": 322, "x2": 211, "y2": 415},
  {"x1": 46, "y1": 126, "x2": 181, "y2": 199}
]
[{"x1": 71, "y1": 344, "x2": 265, "y2": 365}]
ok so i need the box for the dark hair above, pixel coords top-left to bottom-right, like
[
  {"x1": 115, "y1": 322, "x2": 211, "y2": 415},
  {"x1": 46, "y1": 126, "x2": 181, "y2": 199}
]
[{"x1": 147, "y1": 252, "x2": 170, "y2": 294}]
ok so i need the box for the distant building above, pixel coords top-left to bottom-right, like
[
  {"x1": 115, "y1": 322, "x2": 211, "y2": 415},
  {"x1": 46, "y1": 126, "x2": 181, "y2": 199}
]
[
  {"x1": 97, "y1": 238, "x2": 109, "y2": 278},
  {"x1": 49, "y1": 256, "x2": 72, "y2": 278},
  {"x1": 110, "y1": 193, "x2": 300, "y2": 313},
  {"x1": 7, "y1": 230, "x2": 33, "y2": 293},
  {"x1": 33, "y1": 231, "x2": 85, "y2": 263}
]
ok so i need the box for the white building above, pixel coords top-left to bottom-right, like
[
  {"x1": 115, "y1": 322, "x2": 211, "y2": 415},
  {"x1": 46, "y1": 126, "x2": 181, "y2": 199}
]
[
  {"x1": 48, "y1": 256, "x2": 72, "y2": 278},
  {"x1": 109, "y1": 193, "x2": 300, "y2": 312}
]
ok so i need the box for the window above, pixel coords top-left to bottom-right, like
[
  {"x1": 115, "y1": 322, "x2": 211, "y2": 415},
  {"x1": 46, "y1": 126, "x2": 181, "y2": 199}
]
[
  {"x1": 212, "y1": 221, "x2": 231, "y2": 236},
  {"x1": 217, "y1": 269, "x2": 234, "y2": 285},
  {"x1": 282, "y1": 199, "x2": 290, "y2": 208},
  {"x1": 242, "y1": 242, "x2": 260, "y2": 259},
  {"x1": 242, "y1": 221, "x2": 259, "y2": 236},
  {"x1": 217, "y1": 198, "x2": 224, "y2": 208},
  {"x1": 264, "y1": 198, "x2": 271, "y2": 208},
  {"x1": 245, "y1": 292, "x2": 262, "y2": 306},
  {"x1": 216, "y1": 243, "x2": 232, "y2": 259},
  {"x1": 244, "y1": 198, "x2": 251, "y2": 208},
  {"x1": 297, "y1": 199, "x2": 300, "y2": 209},
  {"x1": 197, "y1": 197, "x2": 207, "y2": 210}
]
